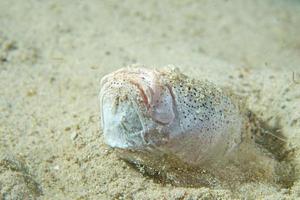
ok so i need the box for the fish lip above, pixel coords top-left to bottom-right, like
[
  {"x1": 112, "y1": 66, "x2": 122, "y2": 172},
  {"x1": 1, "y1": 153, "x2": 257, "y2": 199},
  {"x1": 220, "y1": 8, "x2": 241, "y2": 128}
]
[
  {"x1": 127, "y1": 80, "x2": 151, "y2": 110},
  {"x1": 130, "y1": 81, "x2": 176, "y2": 126}
]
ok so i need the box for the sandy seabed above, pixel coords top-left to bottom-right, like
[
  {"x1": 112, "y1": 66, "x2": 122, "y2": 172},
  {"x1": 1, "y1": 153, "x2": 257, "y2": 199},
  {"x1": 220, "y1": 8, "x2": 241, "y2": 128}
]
[{"x1": 0, "y1": 0, "x2": 300, "y2": 199}]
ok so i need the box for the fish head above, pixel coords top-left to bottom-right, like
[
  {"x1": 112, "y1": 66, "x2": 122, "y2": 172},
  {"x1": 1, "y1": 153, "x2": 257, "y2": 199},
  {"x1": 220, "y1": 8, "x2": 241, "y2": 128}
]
[{"x1": 100, "y1": 67, "x2": 175, "y2": 149}]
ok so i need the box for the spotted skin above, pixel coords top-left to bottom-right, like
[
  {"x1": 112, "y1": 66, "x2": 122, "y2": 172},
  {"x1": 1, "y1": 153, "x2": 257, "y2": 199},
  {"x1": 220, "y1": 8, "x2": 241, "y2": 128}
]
[
  {"x1": 99, "y1": 67, "x2": 294, "y2": 187},
  {"x1": 100, "y1": 67, "x2": 243, "y2": 165}
]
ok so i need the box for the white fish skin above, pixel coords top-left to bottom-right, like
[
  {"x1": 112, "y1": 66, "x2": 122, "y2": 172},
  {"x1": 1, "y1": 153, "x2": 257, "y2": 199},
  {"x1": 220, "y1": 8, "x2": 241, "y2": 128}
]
[
  {"x1": 99, "y1": 66, "x2": 295, "y2": 188},
  {"x1": 100, "y1": 67, "x2": 244, "y2": 166}
]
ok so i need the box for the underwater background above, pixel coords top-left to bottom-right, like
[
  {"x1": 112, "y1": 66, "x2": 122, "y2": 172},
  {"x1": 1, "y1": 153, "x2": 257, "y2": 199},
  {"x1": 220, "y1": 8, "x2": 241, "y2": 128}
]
[{"x1": 0, "y1": 0, "x2": 300, "y2": 199}]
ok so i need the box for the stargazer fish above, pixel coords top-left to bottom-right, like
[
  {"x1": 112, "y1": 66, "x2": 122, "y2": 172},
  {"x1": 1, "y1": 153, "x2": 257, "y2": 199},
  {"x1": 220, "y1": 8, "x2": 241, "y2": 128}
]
[{"x1": 99, "y1": 66, "x2": 294, "y2": 187}]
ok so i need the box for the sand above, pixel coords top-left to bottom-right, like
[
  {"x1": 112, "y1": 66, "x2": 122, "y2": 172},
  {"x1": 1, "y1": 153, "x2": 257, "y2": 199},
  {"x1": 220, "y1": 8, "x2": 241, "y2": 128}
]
[{"x1": 0, "y1": 0, "x2": 300, "y2": 199}]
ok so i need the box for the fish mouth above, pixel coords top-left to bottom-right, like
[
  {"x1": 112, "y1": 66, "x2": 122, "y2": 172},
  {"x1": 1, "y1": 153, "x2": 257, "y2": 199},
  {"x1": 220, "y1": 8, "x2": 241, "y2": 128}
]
[{"x1": 100, "y1": 91, "x2": 147, "y2": 148}]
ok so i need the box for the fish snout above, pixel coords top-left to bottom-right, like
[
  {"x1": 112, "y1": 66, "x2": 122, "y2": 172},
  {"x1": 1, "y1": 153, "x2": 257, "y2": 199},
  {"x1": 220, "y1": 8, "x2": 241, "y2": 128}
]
[
  {"x1": 99, "y1": 67, "x2": 176, "y2": 148},
  {"x1": 100, "y1": 90, "x2": 146, "y2": 148}
]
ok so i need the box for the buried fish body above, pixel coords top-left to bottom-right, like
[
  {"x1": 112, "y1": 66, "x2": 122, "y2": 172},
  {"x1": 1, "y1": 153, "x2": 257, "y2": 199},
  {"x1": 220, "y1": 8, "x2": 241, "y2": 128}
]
[{"x1": 99, "y1": 67, "x2": 294, "y2": 187}]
